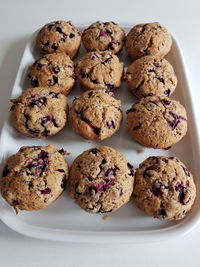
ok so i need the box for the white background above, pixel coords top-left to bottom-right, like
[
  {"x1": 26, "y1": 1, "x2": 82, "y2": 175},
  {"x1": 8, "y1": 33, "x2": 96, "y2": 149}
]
[{"x1": 0, "y1": 0, "x2": 200, "y2": 266}]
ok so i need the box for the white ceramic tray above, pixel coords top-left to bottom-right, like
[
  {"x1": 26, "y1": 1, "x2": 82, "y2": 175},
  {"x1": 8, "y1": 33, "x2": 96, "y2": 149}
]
[{"x1": 0, "y1": 25, "x2": 200, "y2": 243}]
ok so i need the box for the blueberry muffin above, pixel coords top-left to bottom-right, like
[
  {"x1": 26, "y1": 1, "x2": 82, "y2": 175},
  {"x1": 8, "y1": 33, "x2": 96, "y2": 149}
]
[
  {"x1": 10, "y1": 87, "x2": 68, "y2": 138},
  {"x1": 82, "y1": 21, "x2": 125, "y2": 54},
  {"x1": 69, "y1": 146, "x2": 134, "y2": 213},
  {"x1": 70, "y1": 90, "x2": 122, "y2": 140},
  {"x1": 27, "y1": 52, "x2": 75, "y2": 95},
  {"x1": 133, "y1": 156, "x2": 196, "y2": 220},
  {"x1": 126, "y1": 96, "x2": 187, "y2": 149},
  {"x1": 75, "y1": 51, "x2": 124, "y2": 92},
  {"x1": 0, "y1": 145, "x2": 68, "y2": 213},
  {"x1": 125, "y1": 22, "x2": 172, "y2": 60},
  {"x1": 126, "y1": 56, "x2": 177, "y2": 98},
  {"x1": 36, "y1": 20, "x2": 81, "y2": 59}
]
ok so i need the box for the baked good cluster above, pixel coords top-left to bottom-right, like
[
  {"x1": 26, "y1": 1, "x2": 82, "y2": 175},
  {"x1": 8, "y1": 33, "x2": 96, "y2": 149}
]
[{"x1": 0, "y1": 20, "x2": 196, "y2": 221}]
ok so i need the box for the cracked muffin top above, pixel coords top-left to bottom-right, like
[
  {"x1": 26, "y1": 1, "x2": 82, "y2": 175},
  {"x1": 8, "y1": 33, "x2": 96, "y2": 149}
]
[
  {"x1": 36, "y1": 20, "x2": 81, "y2": 59},
  {"x1": 133, "y1": 156, "x2": 196, "y2": 220},
  {"x1": 82, "y1": 21, "x2": 125, "y2": 54},
  {"x1": 126, "y1": 96, "x2": 187, "y2": 149},
  {"x1": 68, "y1": 146, "x2": 134, "y2": 213},
  {"x1": 10, "y1": 87, "x2": 68, "y2": 138},
  {"x1": 125, "y1": 22, "x2": 172, "y2": 60},
  {"x1": 75, "y1": 51, "x2": 124, "y2": 92},
  {"x1": 126, "y1": 56, "x2": 177, "y2": 98},
  {"x1": 0, "y1": 145, "x2": 68, "y2": 213},
  {"x1": 70, "y1": 90, "x2": 122, "y2": 140}
]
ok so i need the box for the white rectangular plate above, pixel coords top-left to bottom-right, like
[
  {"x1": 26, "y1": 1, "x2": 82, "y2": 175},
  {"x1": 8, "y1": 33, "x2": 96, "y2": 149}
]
[{"x1": 0, "y1": 24, "x2": 200, "y2": 243}]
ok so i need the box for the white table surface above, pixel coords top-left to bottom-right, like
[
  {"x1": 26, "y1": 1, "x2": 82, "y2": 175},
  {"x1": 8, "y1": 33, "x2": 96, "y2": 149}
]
[{"x1": 0, "y1": 0, "x2": 200, "y2": 266}]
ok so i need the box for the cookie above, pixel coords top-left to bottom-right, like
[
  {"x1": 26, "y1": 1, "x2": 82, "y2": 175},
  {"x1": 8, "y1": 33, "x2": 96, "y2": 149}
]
[
  {"x1": 0, "y1": 145, "x2": 68, "y2": 213},
  {"x1": 36, "y1": 20, "x2": 81, "y2": 59},
  {"x1": 82, "y1": 21, "x2": 125, "y2": 54},
  {"x1": 75, "y1": 51, "x2": 124, "y2": 92},
  {"x1": 126, "y1": 56, "x2": 177, "y2": 98},
  {"x1": 10, "y1": 87, "x2": 68, "y2": 138},
  {"x1": 70, "y1": 90, "x2": 122, "y2": 140},
  {"x1": 133, "y1": 156, "x2": 196, "y2": 220},
  {"x1": 69, "y1": 146, "x2": 134, "y2": 213},
  {"x1": 125, "y1": 22, "x2": 172, "y2": 60},
  {"x1": 27, "y1": 52, "x2": 75, "y2": 95},
  {"x1": 126, "y1": 96, "x2": 187, "y2": 149}
]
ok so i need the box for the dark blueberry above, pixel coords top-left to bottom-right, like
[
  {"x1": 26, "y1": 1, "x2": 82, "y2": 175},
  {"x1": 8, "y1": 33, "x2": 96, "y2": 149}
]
[
  {"x1": 167, "y1": 111, "x2": 187, "y2": 130},
  {"x1": 133, "y1": 123, "x2": 142, "y2": 130},
  {"x1": 88, "y1": 92, "x2": 93, "y2": 98},
  {"x1": 105, "y1": 83, "x2": 115, "y2": 92},
  {"x1": 91, "y1": 79, "x2": 98, "y2": 84},
  {"x1": 151, "y1": 156, "x2": 159, "y2": 163},
  {"x1": 127, "y1": 163, "x2": 135, "y2": 176},
  {"x1": 80, "y1": 114, "x2": 100, "y2": 135},
  {"x1": 175, "y1": 182, "x2": 187, "y2": 205},
  {"x1": 157, "y1": 77, "x2": 165, "y2": 83},
  {"x1": 2, "y1": 165, "x2": 10, "y2": 177},
  {"x1": 126, "y1": 108, "x2": 136, "y2": 114},
  {"x1": 51, "y1": 43, "x2": 58, "y2": 50},
  {"x1": 52, "y1": 66, "x2": 60, "y2": 73},
  {"x1": 90, "y1": 148, "x2": 100, "y2": 155},
  {"x1": 152, "y1": 186, "x2": 162, "y2": 197},
  {"x1": 161, "y1": 158, "x2": 169, "y2": 163},
  {"x1": 106, "y1": 29, "x2": 113, "y2": 35},
  {"x1": 89, "y1": 178, "x2": 115, "y2": 194},
  {"x1": 101, "y1": 158, "x2": 107, "y2": 165},
  {"x1": 31, "y1": 77, "x2": 39, "y2": 87},
  {"x1": 163, "y1": 89, "x2": 171, "y2": 96},
  {"x1": 164, "y1": 146, "x2": 171, "y2": 150},
  {"x1": 41, "y1": 187, "x2": 51, "y2": 194},
  {"x1": 143, "y1": 165, "x2": 158, "y2": 178},
  {"x1": 47, "y1": 75, "x2": 58, "y2": 86},
  {"x1": 36, "y1": 63, "x2": 46, "y2": 70},
  {"x1": 29, "y1": 129, "x2": 40, "y2": 135},
  {"x1": 148, "y1": 69, "x2": 156, "y2": 73},
  {"x1": 56, "y1": 26, "x2": 62, "y2": 33},
  {"x1": 48, "y1": 24, "x2": 54, "y2": 30},
  {"x1": 29, "y1": 96, "x2": 47, "y2": 108},
  {"x1": 104, "y1": 57, "x2": 112, "y2": 64},
  {"x1": 26, "y1": 150, "x2": 49, "y2": 176},
  {"x1": 105, "y1": 168, "x2": 115, "y2": 177},
  {"x1": 57, "y1": 169, "x2": 65, "y2": 173},
  {"x1": 69, "y1": 33, "x2": 75, "y2": 38},
  {"x1": 41, "y1": 128, "x2": 50, "y2": 137},
  {"x1": 49, "y1": 91, "x2": 59, "y2": 98},
  {"x1": 158, "y1": 209, "x2": 167, "y2": 219},
  {"x1": 80, "y1": 71, "x2": 88, "y2": 79},
  {"x1": 58, "y1": 148, "x2": 66, "y2": 155},
  {"x1": 41, "y1": 115, "x2": 52, "y2": 126},
  {"x1": 182, "y1": 166, "x2": 190, "y2": 177},
  {"x1": 61, "y1": 175, "x2": 67, "y2": 189},
  {"x1": 28, "y1": 181, "x2": 33, "y2": 189},
  {"x1": 161, "y1": 99, "x2": 171, "y2": 106},
  {"x1": 106, "y1": 120, "x2": 115, "y2": 129}
]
